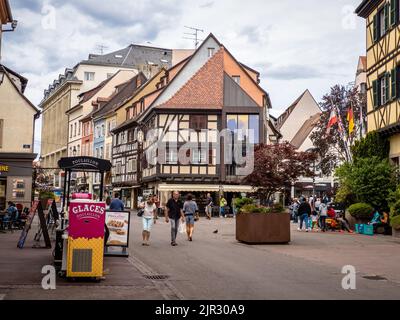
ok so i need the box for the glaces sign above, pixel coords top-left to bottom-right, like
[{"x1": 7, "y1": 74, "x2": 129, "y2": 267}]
[
  {"x1": 72, "y1": 203, "x2": 105, "y2": 220},
  {"x1": 68, "y1": 201, "x2": 106, "y2": 239}
]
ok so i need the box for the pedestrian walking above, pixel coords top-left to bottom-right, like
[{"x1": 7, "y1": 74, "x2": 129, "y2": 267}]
[
  {"x1": 183, "y1": 194, "x2": 198, "y2": 241},
  {"x1": 205, "y1": 193, "x2": 213, "y2": 220},
  {"x1": 220, "y1": 196, "x2": 227, "y2": 218},
  {"x1": 105, "y1": 196, "x2": 112, "y2": 210},
  {"x1": 291, "y1": 199, "x2": 300, "y2": 223},
  {"x1": 109, "y1": 192, "x2": 124, "y2": 211},
  {"x1": 153, "y1": 194, "x2": 161, "y2": 220},
  {"x1": 165, "y1": 191, "x2": 185, "y2": 246},
  {"x1": 297, "y1": 199, "x2": 312, "y2": 232},
  {"x1": 232, "y1": 196, "x2": 238, "y2": 218},
  {"x1": 319, "y1": 202, "x2": 328, "y2": 232},
  {"x1": 139, "y1": 197, "x2": 157, "y2": 246}
]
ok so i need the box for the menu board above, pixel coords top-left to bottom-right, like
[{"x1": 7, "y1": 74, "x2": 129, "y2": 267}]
[{"x1": 105, "y1": 211, "x2": 131, "y2": 247}]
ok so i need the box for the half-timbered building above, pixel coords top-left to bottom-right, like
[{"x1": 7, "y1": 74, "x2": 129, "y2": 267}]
[
  {"x1": 111, "y1": 34, "x2": 273, "y2": 211},
  {"x1": 356, "y1": 0, "x2": 400, "y2": 164}
]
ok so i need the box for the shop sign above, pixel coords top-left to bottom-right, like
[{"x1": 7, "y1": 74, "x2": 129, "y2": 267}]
[
  {"x1": 68, "y1": 201, "x2": 106, "y2": 239},
  {"x1": 0, "y1": 165, "x2": 9, "y2": 172},
  {"x1": 105, "y1": 211, "x2": 131, "y2": 247}
]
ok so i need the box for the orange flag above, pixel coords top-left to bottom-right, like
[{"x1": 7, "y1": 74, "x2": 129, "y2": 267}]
[{"x1": 347, "y1": 107, "x2": 355, "y2": 135}]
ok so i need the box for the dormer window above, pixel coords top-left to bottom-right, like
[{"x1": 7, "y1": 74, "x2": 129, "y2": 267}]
[{"x1": 208, "y1": 48, "x2": 215, "y2": 57}]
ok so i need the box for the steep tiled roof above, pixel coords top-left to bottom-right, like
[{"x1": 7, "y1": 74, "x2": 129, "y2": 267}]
[
  {"x1": 92, "y1": 73, "x2": 147, "y2": 119},
  {"x1": 290, "y1": 113, "x2": 321, "y2": 149},
  {"x1": 78, "y1": 76, "x2": 115, "y2": 104},
  {"x1": 276, "y1": 90, "x2": 308, "y2": 130},
  {"x1": 158, "y1": 48, "x2": 224, "y2": 109},
  {"x1": 82, "y1": 44, "x2": 172, "y2": 68},
  {"x1": 0, "y1": 64, "x2": 39, "y2": 115}
]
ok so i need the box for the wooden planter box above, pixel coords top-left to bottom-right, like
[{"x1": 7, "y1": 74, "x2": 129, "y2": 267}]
[{"x1": 236, "y1": 212, "x2": 291, "y2": 244}]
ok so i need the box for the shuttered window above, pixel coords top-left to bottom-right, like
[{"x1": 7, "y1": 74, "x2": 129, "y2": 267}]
[
  {"x1": 386, "y1": 72, "x2": 390, "y2": 103},
  {"x1": 0, "y1": 119, "x2": 3, "y2": 148},
  {"x1": 373, "y1": 14, "x2": 379, "y2": 42},
  {"x1": 385, "y1": 3, "x2": 390, "y2": 32},
  {"x1": 391, "y1": 68, "x2": 397, "y2": 99},
  {"x1": 390, "y1": 0, "x2": 398, "y2": 26},
  {"x1": 372, "y1": 80, "x2": 378, "y2": 108}
]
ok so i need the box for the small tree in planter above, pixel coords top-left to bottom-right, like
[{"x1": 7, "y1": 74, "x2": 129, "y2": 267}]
[
  {"x1": 236, "y1": 143, "x2": 316, "y2": 244},
  {"x1": 348, "y1": 203, "x2": 374, "y2": 224},
  {"x1": 243, "y1": 142, "x2": 317, "y2": 204}
]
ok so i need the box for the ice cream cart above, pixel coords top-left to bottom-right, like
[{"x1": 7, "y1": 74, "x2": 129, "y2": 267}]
[{"x1": 55, "y1": 156, "x2": 112, "y2": 279}]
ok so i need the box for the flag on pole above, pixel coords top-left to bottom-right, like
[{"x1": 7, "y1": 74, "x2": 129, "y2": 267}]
[
  {"x1": 347, "y1": 107, "x2": 355, "y2": 135},
  {"x1": 326, "y1": 109, "x2": 338, "y2": 134}
]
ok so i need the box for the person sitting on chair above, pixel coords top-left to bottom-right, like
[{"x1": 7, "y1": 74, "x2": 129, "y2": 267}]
[
  {"x1": 372, "y1": 211, "x2": 391, "y2": 235},
  {"x1": 7, "y1": 202, "x2": 18, "y2": 228}
]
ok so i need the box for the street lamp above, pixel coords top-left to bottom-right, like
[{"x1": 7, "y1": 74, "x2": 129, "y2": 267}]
[{"x1": 306, "y1": 148, "x2": 319, "y2": 197}]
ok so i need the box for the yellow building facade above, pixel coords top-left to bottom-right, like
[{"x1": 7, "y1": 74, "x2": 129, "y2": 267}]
[{"x1": 357, "y1": 0, "x2": 400, "y2": 162}]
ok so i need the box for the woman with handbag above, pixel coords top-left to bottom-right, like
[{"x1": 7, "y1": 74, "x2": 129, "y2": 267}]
[
  {"x1": 138, "y1": 197, "x2": 157, "y2": 246},
  {"x1": 183, "y1": 194, "x2": 198, "y2": 242}
]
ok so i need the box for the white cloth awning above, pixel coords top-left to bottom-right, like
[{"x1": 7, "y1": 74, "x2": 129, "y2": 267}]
[
  {"x1": 158, "y1": 185, "x2": 219, "y2": 192},
  {"x1": 157, "y1": 184, "x2": 256, "y2": 193},
  {"x1": 221, "y1": 185, "x2": 257, "y2": 193}
]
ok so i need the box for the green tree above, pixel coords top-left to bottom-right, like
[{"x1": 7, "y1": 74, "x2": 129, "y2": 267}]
[
  {"x1": 351, "y1": 131, "x2": 389, "y2": 162},
  {"x1": 335, "y1": 157, "x2": 397, "y2": 211}
]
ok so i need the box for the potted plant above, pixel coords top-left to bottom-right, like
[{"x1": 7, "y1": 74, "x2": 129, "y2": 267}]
[
  {"x1": 238, "y1": 143, "x2": 316, "y2": 244},
  {"x1": 347, "y1": 203, "x2": 374, "y2": 226},
  {"x1": 236, "y1": 200, "x2": 290, "y2": 244},
  {"x1": 39, "y1": 191, "x2": 55, "y2": 210}
]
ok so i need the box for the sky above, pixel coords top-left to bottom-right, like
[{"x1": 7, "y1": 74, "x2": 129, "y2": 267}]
[{"x1": 2, "y1": 0, "x2": 366, "y2": 154}]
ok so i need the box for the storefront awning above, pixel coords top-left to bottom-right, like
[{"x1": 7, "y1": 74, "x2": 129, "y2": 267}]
[
  {"x1": 157, "y1": 184, "x2": 257, "y2": 193},
  {"x1": 222, "y1": 185, "x2": 257, "y2": 193}
]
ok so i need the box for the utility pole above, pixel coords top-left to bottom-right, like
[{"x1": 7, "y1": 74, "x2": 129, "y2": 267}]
[{"x1": 183, "y1": 26, "x2": 204, "y2": 49}]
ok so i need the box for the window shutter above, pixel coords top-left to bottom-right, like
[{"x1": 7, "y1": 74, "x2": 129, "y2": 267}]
[
  {"x1": 391, "y1": 0, "x2": 397, "y2": 26},
  {"x1": 373, "y1": 14, "x2": 378, "y2": 41},
  {"x1": 386, "y1": 73, "x2": 390, "y2": 103},
  {"x1": 385, "y1": 3, "x2": 390, "y2": 32},
  {"x1": 391, "y1": 68, "x2": 397, "y2": 99},
  {"x1": 373, "y1": 79, "x2": 378, "y2": 107},
  {"x1": 209, "y1": 149, "x2": 213, "y2": 165}
]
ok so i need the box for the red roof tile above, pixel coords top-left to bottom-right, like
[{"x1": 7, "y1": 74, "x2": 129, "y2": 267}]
[{"x1": 158, "y1": 48, "x2": 224, "y2": 109}]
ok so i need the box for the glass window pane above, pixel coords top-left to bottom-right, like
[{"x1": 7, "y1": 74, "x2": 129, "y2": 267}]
[
  {"x1": 227, "y1": 115, "x2": 237, "y2": 132},
  {"x1": 238, "y1": 115, "x2": 249, "y2": 130},
  {"x1": 249, "y1": 115, "x2": 260, "y2": 144}
]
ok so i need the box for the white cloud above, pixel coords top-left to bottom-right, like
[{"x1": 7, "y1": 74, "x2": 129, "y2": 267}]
[{"x1": 2, "y1": 0, "x2": 366, "y2": 150}]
